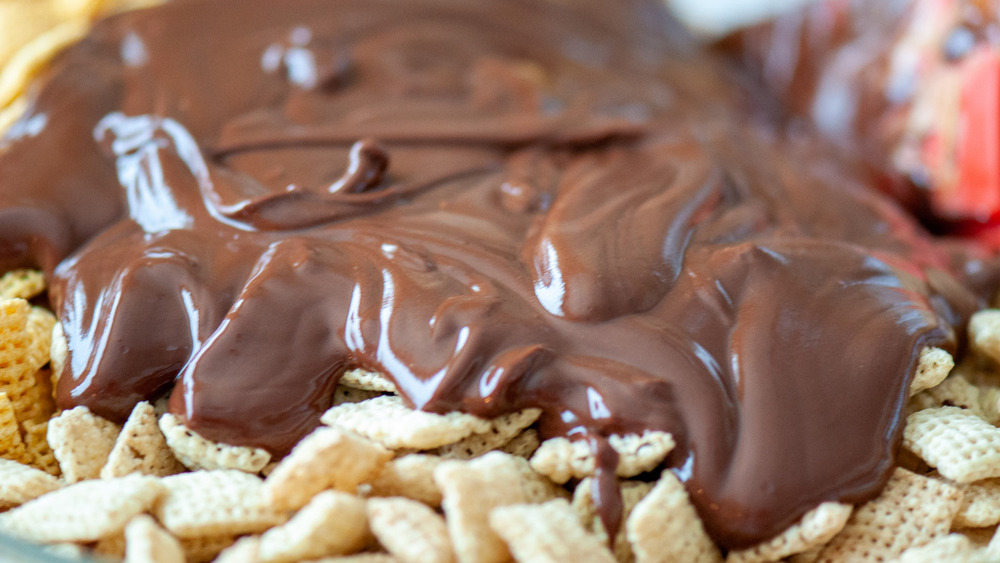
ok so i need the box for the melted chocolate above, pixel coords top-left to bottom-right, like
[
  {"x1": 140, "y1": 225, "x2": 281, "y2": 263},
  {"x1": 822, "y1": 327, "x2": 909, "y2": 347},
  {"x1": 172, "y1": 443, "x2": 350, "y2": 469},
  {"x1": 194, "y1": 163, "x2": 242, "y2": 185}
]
[{"x1": 0, "y1": 0, "x2": 992, "y2": 549}]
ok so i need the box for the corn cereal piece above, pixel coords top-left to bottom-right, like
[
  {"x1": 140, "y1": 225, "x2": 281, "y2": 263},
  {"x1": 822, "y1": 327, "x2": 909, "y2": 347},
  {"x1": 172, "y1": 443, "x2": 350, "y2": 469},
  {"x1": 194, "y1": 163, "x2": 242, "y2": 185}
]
[
  {"x1": 368, "y1": 497, "x2": 454, "y2": 563},
  {"x1": 971, "y1": 310, "x2": 1000, "y2": 364},
  {"x1": 910, "y1": 374, "x2": 984, "y2": 418},
  {"x1": 25, "y1": 306, "x2": 56, "y2": 371},
  {"x1": 955, "y1": 478, "x2": 1000, "y2": 528},
  {"x1": 177, "y1": 533, "x2": 239, "y2": 563},
  {"x1": 124, "y1": 514, "x2": 185, "y2": 563},
  {"x1": 897, "y1": 533, "x2": 987, "y2": 563},
  {"x1": 369, "y1": 454, "x2": 444, "y2": 507},
  {"x1": 530, "y1": 431, "x2": 675, "y2": 484},
  {"x1": 48, "y1": 405, "x2": 121, "y2": 482},
  {"x1": 435, "y1": 451, "x2": 562, "y2": 563},
  {"x1": 258, "y1": 491, "x2": 370, "y2": 563},
  {"x1": 264, "y1": 426, "x2": 392, "y2": 510},
  {"x1": 814, "y1": 468, "x2": 961, "y2": 562},
  {"x1": 432, "y1": 409, "x2": 541, "y2": 460},
  {"x1": 0, "y1": 392, "x2": 29, "y2": 464},
  {"x1": 903, "y1": 406, "x2": 1000, "y2": 483},
  {"x1": 102, "y1": 402, "x2": 185, "y2": 478},
  {"x1": 909, "y1": 347, "x2": 954, "y2": 396},
  {"x1": 625, "y1": 470, "x2": 722, "y2": 563},
  {"x1": 0, "y1": 270, "x2": 45, "y2": 301},
  {"x1": 573, "y1": 478, "x2": 653, "y2": 562},
  {"x1": 22, "y1": 418, "x2": 59, "y2": 475},
  {"x1": 490, "y1": 499, "x2": 615, "y2": 563},
  {"x1": 0, "y1": 457, "x2": 61, "y2": 509},
  {"x1": 0, "y1": 299, "x2": 38, "y2": 421},
  {"x1": 154, "y1": 470, "x2": 287, "y2": 538},
  {"x1": 213, "y1": 536, "x2": 261, "y2": 563},
  {"x1": 0, "y1": 474, "x2": 164, "y2": 543},
  {"x1": 322, "y1": 395, "x2": 493, "y2": 450},
  {"x1": 159, "y1": 413, "x2": 270, "y2": 473},
  {"x1": 340, "y1": 368, "x2": 399, "y2": 393},
  {"x1": 0, "y1": 19, "x2": 88, "y2": 109},
  {"x1": 16, "y1": 368, "x2": 56, "y2": 428},
  {"x1": 725, "y1": 502, "x2": 852, "y2": 563}
]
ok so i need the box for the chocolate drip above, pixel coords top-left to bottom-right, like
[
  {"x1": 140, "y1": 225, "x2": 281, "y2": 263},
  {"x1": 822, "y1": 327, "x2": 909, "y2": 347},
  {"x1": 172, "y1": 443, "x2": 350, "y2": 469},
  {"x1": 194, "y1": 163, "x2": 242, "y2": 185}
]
[{"x1": 0, "y1": 0, "x2": 994, "y2": 548}]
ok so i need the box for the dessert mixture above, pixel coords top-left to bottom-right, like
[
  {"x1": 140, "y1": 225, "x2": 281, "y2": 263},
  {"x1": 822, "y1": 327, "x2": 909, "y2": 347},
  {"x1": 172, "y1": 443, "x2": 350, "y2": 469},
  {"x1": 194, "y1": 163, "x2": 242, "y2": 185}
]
[{"x1": 0, "y1": 0, "x2": 1000, "y2": 562}]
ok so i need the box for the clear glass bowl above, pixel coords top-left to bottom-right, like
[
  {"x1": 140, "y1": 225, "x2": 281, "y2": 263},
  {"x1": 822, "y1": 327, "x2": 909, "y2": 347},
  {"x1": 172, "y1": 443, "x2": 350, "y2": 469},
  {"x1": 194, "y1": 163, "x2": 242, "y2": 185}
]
[{"x1": 0, "y1": 533, "x2": 99, "y2": 563}]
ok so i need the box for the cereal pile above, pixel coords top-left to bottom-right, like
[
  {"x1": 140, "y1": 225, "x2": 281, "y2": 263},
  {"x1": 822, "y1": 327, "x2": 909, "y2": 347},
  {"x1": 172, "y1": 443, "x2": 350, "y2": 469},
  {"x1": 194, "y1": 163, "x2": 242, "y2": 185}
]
[
  {"x1": 4, "y1": 0, "x2": 1000, "y2": 562},
  {"x1": 0, "y1": 273, "x2": 997, "y2": 561}
]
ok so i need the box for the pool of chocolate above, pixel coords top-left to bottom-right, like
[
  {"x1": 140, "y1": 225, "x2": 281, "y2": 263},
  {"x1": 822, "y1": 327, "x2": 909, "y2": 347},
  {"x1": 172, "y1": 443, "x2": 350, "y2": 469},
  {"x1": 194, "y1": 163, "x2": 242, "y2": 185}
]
[{"x1": 0, "y1": 0, "x2": 995, "y2": 548}]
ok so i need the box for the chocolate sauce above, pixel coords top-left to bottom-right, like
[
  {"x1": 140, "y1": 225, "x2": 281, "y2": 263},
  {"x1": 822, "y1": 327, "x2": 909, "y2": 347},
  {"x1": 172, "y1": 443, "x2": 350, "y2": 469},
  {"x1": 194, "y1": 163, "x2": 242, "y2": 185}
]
[{"x1": 0, "y1": 0, "x2": 992, "y2": 548}]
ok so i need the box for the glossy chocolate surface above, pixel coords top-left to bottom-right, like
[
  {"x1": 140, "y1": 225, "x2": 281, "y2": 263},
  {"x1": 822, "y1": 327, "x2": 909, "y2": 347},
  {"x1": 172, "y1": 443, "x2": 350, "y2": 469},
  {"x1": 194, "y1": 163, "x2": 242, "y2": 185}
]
[{"x1": 0, "y1": 0, "x2": 991, "y2": 548}]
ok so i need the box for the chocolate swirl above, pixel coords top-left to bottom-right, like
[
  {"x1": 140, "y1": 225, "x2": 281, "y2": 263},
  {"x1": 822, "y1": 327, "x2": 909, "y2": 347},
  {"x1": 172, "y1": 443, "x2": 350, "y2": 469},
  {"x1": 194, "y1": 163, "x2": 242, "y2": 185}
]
[{"x1": 0, "y1": 0, "x2": 993, "y2": 548}]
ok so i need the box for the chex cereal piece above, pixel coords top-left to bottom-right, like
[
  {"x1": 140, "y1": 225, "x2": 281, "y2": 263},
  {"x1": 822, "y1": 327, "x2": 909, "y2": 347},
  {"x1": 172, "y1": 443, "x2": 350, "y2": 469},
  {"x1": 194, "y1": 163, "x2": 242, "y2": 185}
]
[
  {"x1": 490, "y1": 499, "x2": 616, "y2": 563},
  {"x1": 368, "y1": 454, "x2": 444, "y2": 507},
  {"x1": 322, "y1": 395, "x2": 492, "y2": 450},
  {"x1": 0, "y1": 457, "x2": 61, "y2": 508},
  {"x1": 500, "y1": 429, "x2": 541, "y2": 458},
  {"x1": 334, "y1": 385, "x2": 386, "y2": 406},
  {"x1": 368, "y1": 497, "x2": 454, "y2": 563},
  {"x1": 264, "y1": 426, "x2": 392, "y2": 510},
  {"x1": 435, "y1": 451, "x2": 561, "y2": 563},
  {"x1": 177, "y1": 533, "x2": 239, "y2": 563},
  {"x1": 813, "y1": 467, "x2": 961, "y2": 562},
  {"x1": 433, "y1": 408, "x2": 541, "y2": 460},
  {"x1": 125, "y1": 515, "x2": 185, "y2": 563},
  {"x1": 159, "y1": 413, "x2": 270, "y2": 473},
  {"x1": 910, "y1": 374, "x2": 984, "y2": 418},
  {"x1": 0, "y1": 269, "x2": 45, "y2": 300},
  {"x1": 897, "y1": 533, "x2": 987, "y2": 563},
  {"x1": 154, "y1": 469, "x2": 287, "y2": 538},
  {"x1": 102, "y1": 402, "x2": 185, "y2": 478},
  {"x1": 341, "y1": 368, "x2": 399, "y2": 393},
  {"x1": 0, "y1": 391, "x2": 29, "y2": 463},
  {"x1": 213, "y1": 536, "x2": 261, "y2": 563},
  {"x1": 908, "y1": 347, "x2": 954, "y2": 396},
  {"x1": 626, "y1": 470, "x2": 722, "y2": 563},
  {"x1": 971, "y1": 310, "x2": 1000, "y2": 365},
  {"x1": 726, "y1": 502, "x2": 852, "y2": 563},
  {"x1": 530, "y1": 431, "x2": 675, "y2": 484},
  {"x1": 903, "y1": 406, "x2": 1000, "y2": 483},
  {"x1": 0, "y1": 474, "x2": 164, "y2": 543},
  {"x1": 573, "y1": 478, "x2": 653, "y2": 562},
  {"x1": 22, "y1": 418, "x2": 59, "y2": 475},
  {"x1": 258, "y1": 490, "x2": 370, "y2": 563},
  {"x1": 955, "y1": 478, "x2": 1000, "y2": 528},
  {"x1": 48, "y1": 405, "x2": 121, "y2": 482}
]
